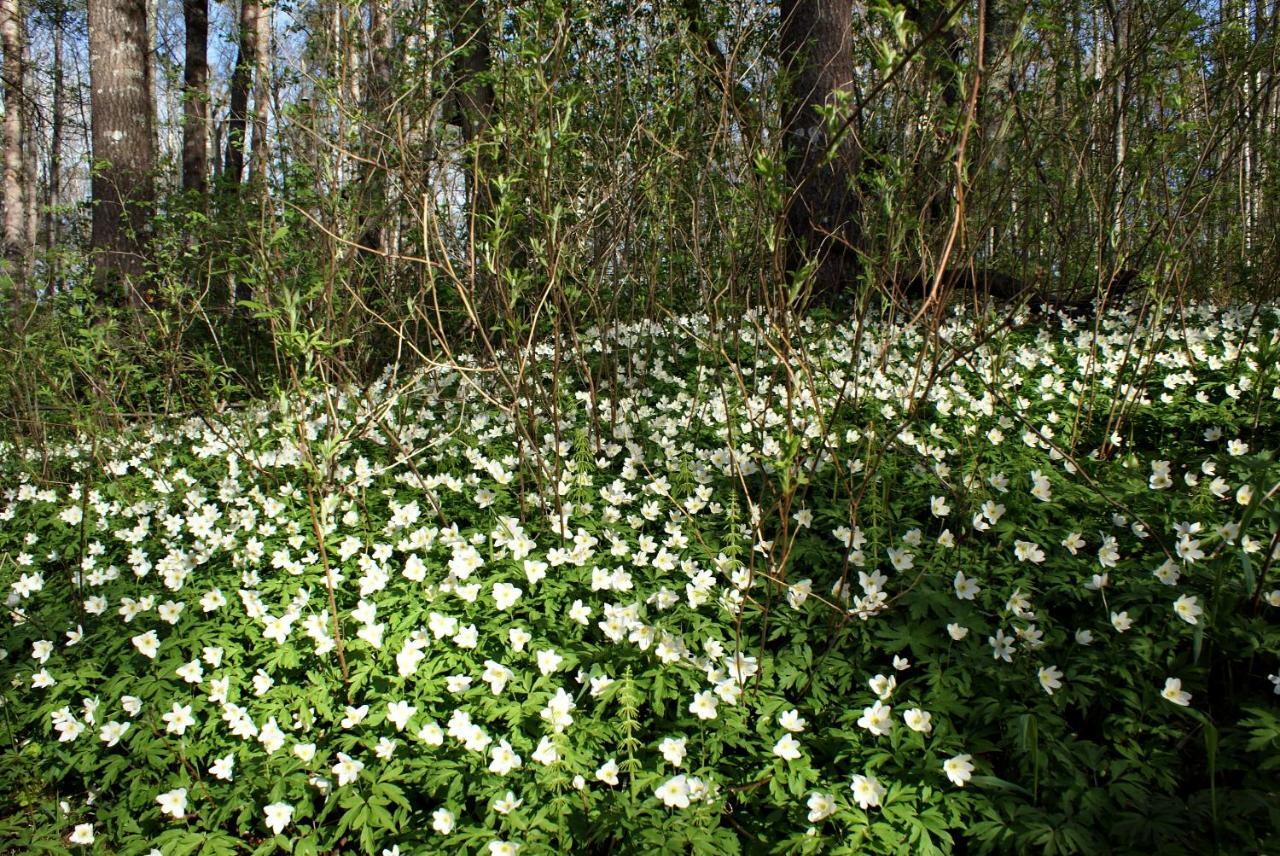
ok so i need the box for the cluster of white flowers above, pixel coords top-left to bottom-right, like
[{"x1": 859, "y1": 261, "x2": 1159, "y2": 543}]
[
  {"x1": 654, "y1": 773, "x2": 715, "y2": 808},
  {"x1": 2, "y1": 303, "x2": 1276, "y2": 850}
]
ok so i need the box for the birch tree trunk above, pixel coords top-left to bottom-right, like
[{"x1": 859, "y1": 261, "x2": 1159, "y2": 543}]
[
  {"x1": 1109, "y1": 0, "x2": 1128, "y2": 265},
  {"x1": 45, "y1": 0, "x2": 63, "y2": 292},
  {"x1": 224, "y1": 0, "x2": 260, "y2": 186},
  {"x1": 2, "y1": 0, "x2": 25, "y2": 302},
  {"x1": 444, "y1": 0, "x2": 497, "y2": 320},
  {"x1": 449, "y1": 0, "x2": 495, "y2": 225}
]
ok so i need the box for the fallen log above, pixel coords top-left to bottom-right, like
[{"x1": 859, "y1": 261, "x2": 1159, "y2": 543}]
[{"x1": 891, "y1": 268, "x2": 1138, "y2": 315}]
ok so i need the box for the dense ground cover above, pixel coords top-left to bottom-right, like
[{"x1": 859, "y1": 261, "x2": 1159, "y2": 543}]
[{"x1": 1, "y1": 304, "x2": 1278, "y2": 854}]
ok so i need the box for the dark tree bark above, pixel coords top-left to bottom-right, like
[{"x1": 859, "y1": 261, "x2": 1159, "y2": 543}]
[
  {"x1": 978, "y1": 0, "x2": 1017, "y2": 256},
  {"x1": 898, "y1": 267, "x2": 1028, "y2": 301},
  {"x1": 88, "y1": 0, "x2": 156, "y2": 300},
  {"x1": 778, "y1": 0, "x2": 862, "y2": 303},
  {"x1": 223, "y1": 0, "x2": 260, "y2": 186},
  {"x1": 904, "y1": 2, "x2": 965, "y2": 118},
  {"x1": 355, "y1": 0, "x2": 395, "y2": 253},
  {"x1": 443, "y1": 0, "x2": 502, "y2": 325},
  {"x1": 449, "y1": 0, "x2": 496, "y2": 225},
  {"x1": 182, "y1": 0, "x2": 208, "y2": 193},
  {"x1": 902, "y1": 0, "x2": 965, "y2": 229}
]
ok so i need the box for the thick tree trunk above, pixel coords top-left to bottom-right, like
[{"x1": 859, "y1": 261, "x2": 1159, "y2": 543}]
[
  {"x1": 182, "y1": 0, "x2": 208, "y2": 193},
  {"x1": 223, "y1": 0, "x2": 259, "y2": 186},
  {"x1": 2, "y1": 0, "x2": 25, "y2": 301},
  {"x1": 778, "y1": 0, "x2": 862, "y2": 302},
  {"x1": 88, "y1": 0, "x2": 156, "y2": 301}
]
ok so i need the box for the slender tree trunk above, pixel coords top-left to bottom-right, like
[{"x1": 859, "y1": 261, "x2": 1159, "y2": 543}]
[
  {"x1": 230, "y1": 0, "x2": 270, "y2": 305},
  {"x1": 980, "y1": 0, "x2": 1018, "y2": 260},
  {"x1": 88, "y1": 0, "x2": 156, "y2": 300},
  {"x1": 212, "y1": 117, "x2": 223, "y2": 181},
  {"x1": 22, "y1": 52, "x2": 33, "y2": 268},
  {"x1": 445, "y1": 0, "x2": 499, "y2": 322},
  {"x1": 223, "y1": 0, "x2": 259, "y2": 186},
  {"x1": 1109, "y1": 0, "x2": 1128, "y2": 265},
  {"x1": 146, "y1": 0, "x2": 161, "y2": 162},
  {"x1": 249, "y1": 0, "x2": 270, "y2": 183},
  {"x1": 2, "y1": 0, "x2": 25, "y2": 302},
  {"x1": 356, "y1": 0, "x2": 395, "y2": 252},
  {"x1": 45, "y1": 0, "x2": 63, "y2": 292},
  {"x1": 449, "y1": 0, "x2": 496, "y2": 224},
  {"x1": 182, "y1": 0, "x2": 208, "y2": 193},
  {"x1": 899, "y1": 1, "x2": 965, "y2": 236},
  {"x1": 778, "y1": 0, "x2": 861, "y2": 302}
]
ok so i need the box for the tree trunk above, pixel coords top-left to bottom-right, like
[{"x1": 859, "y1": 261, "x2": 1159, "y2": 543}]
[
  {"x1": 212, "y1": 117, "x2": 223, "y2": 181},
  {"x1": 223, "y1": 0, "x2": 259, "y2": 186},
  {"x1": 449, "y1": 0, "x2": 496, "y2": 224},
  {"x1": 88, "y1": 0, "x2": 156, "y2": 301},
  {"x1": 444, "y1": 0, "x2": 499, "y2": 323},
  {"x1": 979, "y1": 0, "x2": 1018, "y2": 258},
  {"x1": 22, "y1": 50, "x2": 34, "y2": 269},
  {"x1": 2, "y1": 0, "x2": 25, "y2": 302},
  {"x1": 1109, "y1": 0, "x2": 1128, "y2": 266},
  {"x1": 45, "y1": 0, "x2": 62, "y2": 292},
  {"x1": 901, "y1": 0, "x2": 965, "y2": 234},
  {"x1": 778, "y1": 0, "x2": 861, "y2": 302},
  {"x1": 146, "y1": 0, "x2": 159, "y2": 163},
  {"x1": 356, "y1": 0, "x2": 395, "y2": 253},
  {"x1": 249, "y1": 0, "x2": 270, "y2": 183},
  {"x1": 181, "y1": 0, "x2": 208, "y2": 193}
]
